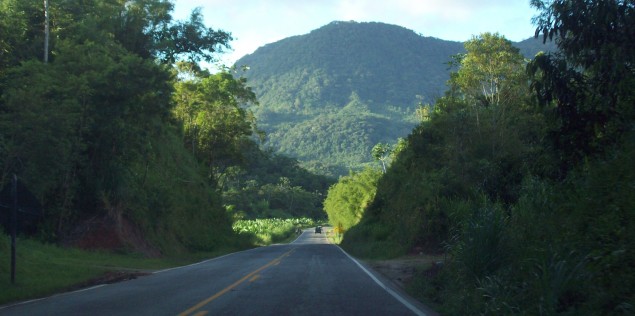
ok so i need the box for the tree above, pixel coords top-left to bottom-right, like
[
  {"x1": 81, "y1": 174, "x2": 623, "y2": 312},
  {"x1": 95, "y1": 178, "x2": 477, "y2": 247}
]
[
  {"x1": 457, "y1": 33, "x2": 527, "y2": 107},
  {"x1": 154, "y1": 8, "x2": 233, "y2": 64},
  {"x1": 371, "y1": 143, "x2": 391, "y2": 173},
  {"x1": 43, "y1": 0, "x2": 49, "y2": 62},
  {"x1": 0, "y1": 0, "x2": 43, "y2": 73},
  {"x1": 452, "y1": 33, "x2": 529, "y2": 129},
  {"x1": 323, "y1": 168, "x2": 381, "y2": 231},
  {"x1": 172, "y1": 68, "x2": 259, "y2": 180},
  {"x1": 0, "y1": 0, "x2": 239, "y2": 248},
  {"x1": 529, "y1": 0, "x2": 635, "y2": 168}
]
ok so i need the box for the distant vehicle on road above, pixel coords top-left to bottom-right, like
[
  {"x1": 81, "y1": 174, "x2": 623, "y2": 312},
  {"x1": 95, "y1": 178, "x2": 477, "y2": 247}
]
[{"x1": 315, "y1": 226, "x2": 322, "y2": 234}]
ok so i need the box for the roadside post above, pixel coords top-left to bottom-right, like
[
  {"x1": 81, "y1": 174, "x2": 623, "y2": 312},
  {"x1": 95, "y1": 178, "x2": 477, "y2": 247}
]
[
  {"x1": 11, "y1": 174, "x2": 17, "y2": 284},
  {"x1": 1, "y1": 174, "x2": 42, "y2": 285}
]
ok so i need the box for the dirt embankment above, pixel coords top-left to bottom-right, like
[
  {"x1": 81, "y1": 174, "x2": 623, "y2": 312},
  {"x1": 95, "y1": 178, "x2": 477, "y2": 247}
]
[{"x1": 62, "y1": 215, "x2": 161, "y2": 257}]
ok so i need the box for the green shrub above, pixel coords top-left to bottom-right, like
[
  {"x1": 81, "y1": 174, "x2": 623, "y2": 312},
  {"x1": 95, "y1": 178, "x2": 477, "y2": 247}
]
[
  {"x1": 323, "y1": 168, "x2": 381, "y2": 231},
  {"x1": 232, "y1": 218, "x2": 314, "y2": 245},
  {"x1": 450, "y1": 205, "x2": 509, "y2": 282}
]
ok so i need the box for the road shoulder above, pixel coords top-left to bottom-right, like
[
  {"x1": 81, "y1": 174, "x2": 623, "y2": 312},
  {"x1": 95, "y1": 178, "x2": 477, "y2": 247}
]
[{"x1": 335, "y1": 245, "x2": 439, "y2": 316}]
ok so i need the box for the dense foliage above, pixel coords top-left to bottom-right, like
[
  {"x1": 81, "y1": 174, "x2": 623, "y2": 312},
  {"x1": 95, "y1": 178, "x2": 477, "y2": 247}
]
[
  {"x1": 323, "y1": 168, "x2": 381, "y2": 232},
  {"x1": 222, "y1": 166, "x2": 330, "y2": 220},
  {"x1": 173, "y1": 66, "x2": 259, "y2": 179},
  {"x1": 170, "y1": 64, "x2": 333, "y2": 221},
  {"x1": 0, "y1": 0, "x2": 243, "y2": 254},
  {"x1": 232, "y1": 217, "x2": 315, "y2": 245},
  {"x1": 235, "y1": 21, "x2": 555, "y2": 176},
  {"x1": 337, "y1": 1, "x2": 635, "y2": 313},
  {"x1": 0, "y1": 0, "x2": 327, "y2": 256}
]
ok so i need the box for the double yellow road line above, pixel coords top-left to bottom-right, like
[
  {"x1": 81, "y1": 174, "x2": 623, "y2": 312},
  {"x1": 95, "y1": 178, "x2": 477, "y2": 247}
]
[{"x1": 178, "y1": 248, "x2": 295, "y2": 316}]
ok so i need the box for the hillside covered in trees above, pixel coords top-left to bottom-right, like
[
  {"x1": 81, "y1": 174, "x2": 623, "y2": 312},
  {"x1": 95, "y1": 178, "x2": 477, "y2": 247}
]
[
  {"x1": 0, "y1": 0, "x2": 330, "y2": 256},
  {"x1": 327, "y1": 0, "x2": 635, "y2": 314},
  {"x1": 235, "y1": 21, "x2": 555, "y2": 176}
]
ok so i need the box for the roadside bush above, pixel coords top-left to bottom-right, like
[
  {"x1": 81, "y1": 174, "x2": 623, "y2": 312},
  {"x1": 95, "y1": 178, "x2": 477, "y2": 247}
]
[
  {"x1": 233, "y1": 218, "x2": 314, "y2": 245},
  {"x1": 323, "y1": 168, "x2": 381, "y2": 231},
  {"x1": 340, "y1": 219, "x2": 406, "y2": 259},
  {"x1": 450, "y1": 205, "x2": 509, "y2": 282}
]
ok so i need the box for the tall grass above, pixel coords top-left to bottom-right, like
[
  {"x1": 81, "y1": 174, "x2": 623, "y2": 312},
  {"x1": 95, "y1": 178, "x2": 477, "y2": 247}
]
[{"x1": 450, "y1": 205, "x2": 509, "y2": 281}]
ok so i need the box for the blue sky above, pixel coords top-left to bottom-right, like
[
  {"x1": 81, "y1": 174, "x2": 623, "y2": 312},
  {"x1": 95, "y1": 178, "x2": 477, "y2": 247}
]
[{"x1": 171, "y1": 0, "x2": 540, "y2": 69}]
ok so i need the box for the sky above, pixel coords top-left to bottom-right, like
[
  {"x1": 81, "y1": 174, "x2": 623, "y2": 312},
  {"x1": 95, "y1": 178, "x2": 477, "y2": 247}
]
[{"x1": 171, "y1": 0, "x2": 540, "y2": 69}]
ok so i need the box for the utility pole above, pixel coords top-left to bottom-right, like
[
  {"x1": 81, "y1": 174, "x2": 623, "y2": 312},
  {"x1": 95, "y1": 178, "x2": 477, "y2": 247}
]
[{"x1": 44, "y1": 0, "x2": 49, "y2": 63}]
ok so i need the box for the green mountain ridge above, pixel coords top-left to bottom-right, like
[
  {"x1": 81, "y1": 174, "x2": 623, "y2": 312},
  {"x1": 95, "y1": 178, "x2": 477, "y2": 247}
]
[{"x1": 235, "y1": 21, "x2": 555, "y2": 176}]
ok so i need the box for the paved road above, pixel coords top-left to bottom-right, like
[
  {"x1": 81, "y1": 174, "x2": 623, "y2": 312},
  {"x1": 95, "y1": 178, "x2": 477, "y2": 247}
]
[{"x1": 0, "y1": 229, "x2": 433, "y2": 315}]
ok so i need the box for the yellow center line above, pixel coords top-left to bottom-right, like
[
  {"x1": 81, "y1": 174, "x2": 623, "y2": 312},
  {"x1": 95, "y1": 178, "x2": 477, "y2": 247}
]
[
  {"x1": 249, "y1": 274, "x2": 260, "y2": 282},
  {"x1": 178, "y1": 248, "x2": 295, "y2": 316}
]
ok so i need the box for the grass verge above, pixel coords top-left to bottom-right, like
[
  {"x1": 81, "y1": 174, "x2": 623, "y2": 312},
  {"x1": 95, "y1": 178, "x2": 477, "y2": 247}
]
[
  {"x1": 0, "y1": 218, "x2": 319, "y2": 305},
  {"x1": 0, "y1": 237, "x2": 241, "y2": 306}
]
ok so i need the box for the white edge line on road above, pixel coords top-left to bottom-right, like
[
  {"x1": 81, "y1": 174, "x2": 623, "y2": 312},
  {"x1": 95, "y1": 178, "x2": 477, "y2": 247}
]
[
  {"x1": 0, "y1": 284, "x2": 107, "y2": 311},
  {"x1": 289, "y1": 228, "x2": 309, "y2": 244},
  {"x1": 155, "y1": 241, "x2": 293, "y2": 274},
  {"x1": 153, "y1": 247, "x2": 256, "y2": 274},
  {"x1": 1, "y1": 231, "x2": 313, "y2": 312},
  {"x1": 1, "y1": 246, "x2": 277, "y2": 311},
  {"x1": 336, "y1": 246, "x2": 428, "y2": 316},
  {"x1": 158, "y1": 230, "x2": 309, "y2": 274},
  {"x1": 1, "y1": 246, "x2": 276, "y2": 311}
]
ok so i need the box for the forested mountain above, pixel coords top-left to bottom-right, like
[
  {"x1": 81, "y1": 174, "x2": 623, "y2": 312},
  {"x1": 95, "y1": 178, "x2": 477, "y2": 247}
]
[{"x1": 235, "y1": 21, "x2": 555, "y2": 176}]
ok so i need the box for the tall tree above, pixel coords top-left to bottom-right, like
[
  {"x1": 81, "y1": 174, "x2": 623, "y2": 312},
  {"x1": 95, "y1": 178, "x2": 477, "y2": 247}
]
[
  {"x1": 452, "y1": 33, "x2": 529, "y2": 129},
  {"x1": 529, "y1": 0, "x2": 635, "y2": 167},
  {"x1": 43, "y1": 0, "x2": 49, "y2": 62},
  {"x1": 173, "y1": 68, "x2": 259, "y2": 180},
  {"x1": 456, "y1": 33, "x2": 527, "y2": 108},
  {"x1": 323, "y1": 168, "x2": 381, "y2": 231},
  {"x1": 371, "y1": 143, "x2": 391, "y2": 173}
]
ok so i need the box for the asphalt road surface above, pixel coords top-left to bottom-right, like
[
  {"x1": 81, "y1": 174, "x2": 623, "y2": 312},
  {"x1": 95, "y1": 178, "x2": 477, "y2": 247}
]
[{"x1": 0, "y1": 228, "x2": 434, "y2": 315}]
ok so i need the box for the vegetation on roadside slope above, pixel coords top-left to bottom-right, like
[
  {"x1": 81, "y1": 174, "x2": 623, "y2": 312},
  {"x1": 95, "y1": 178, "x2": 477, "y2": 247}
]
[
  {"x1": 323, "y1": 168, "x2": 381, "y2": 233},
  {"x1": 336, "y1": 0, "x2": 635, "y2": 313},
  {"x1": 0, "y1": 0, "x2": 250, "y2": 255},
  {"x1": 0, "y1": 0, "x2": 328, "y2": 260}
]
